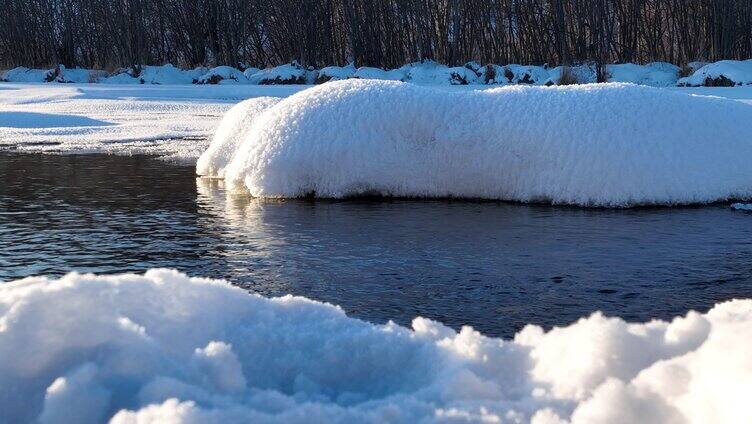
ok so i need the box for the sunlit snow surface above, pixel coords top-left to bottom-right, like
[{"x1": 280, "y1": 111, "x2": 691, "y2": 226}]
[
  {"x1": 0, "y1": 269, "x2": 749, "y2": 423},
  {"x1": 198, "y1": 80, "x2": 752, "y2": 206},
  {"x1": 0, "y1": 83, "x2": 306, "y2": 161}
]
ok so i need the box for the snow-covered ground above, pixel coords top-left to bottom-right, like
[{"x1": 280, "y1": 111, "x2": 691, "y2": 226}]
[
  {"x1": 2, "y1": 81, "x2": 751, "y2": 164},
  {"x1": 198, "y1": 80, "x2": 752, "y2": 207},
  {"x1": 1, "y1": 269, "x2": 749, "y2": 423},
  {"x1": 0, "y1": 83, "x2": 307, "y2": 161}
]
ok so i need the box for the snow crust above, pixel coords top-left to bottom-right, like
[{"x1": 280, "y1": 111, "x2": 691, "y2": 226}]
[
  {"x1": 198, "y1": 79, "x2": 752, "y2": 206},
  {"x1": 679, "y1": 60, "x2": 752, "y2": 87},
  {"x1": 1, "y1": 269, "x2": 749, "y2": 423}
]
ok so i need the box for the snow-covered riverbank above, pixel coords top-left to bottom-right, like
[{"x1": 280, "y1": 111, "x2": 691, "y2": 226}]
[
  {"x1": 1, "y1": 269, "x2": 749, "y2": 423},
  {"x1": 2, "y1": 81, "x2": 751, "y2": 163},
  {"x1": 197, "y1": 80, "x2": 752, "y2": 207},
  {"x1": 0, "y1": 83, "x2": 306, "y2": 161}
]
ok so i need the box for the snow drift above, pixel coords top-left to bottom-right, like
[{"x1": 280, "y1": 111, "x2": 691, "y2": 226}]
[
  {"x1": 679, "y1": 60, "x2": 752, "y2": 87},
  {"x1": 1, "y1": 269, "x2": 750, "y2": 423},
  {"x1": 606, "y1": 62, "x2": 679, "y2": 87},
  {"x1": 197, "y1": 79, "x2": 752, "y2": 207},
  {"x1": 102, "y1": 65, "x2": 206, "y2": 85},
  {"x1": 196, "y1": 66, "x2": 249, "y2": 85}
]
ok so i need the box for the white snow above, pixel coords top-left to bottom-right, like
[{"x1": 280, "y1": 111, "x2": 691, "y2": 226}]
[
  {"x1": 196, "y1": 66, "x2": 249, "y2": 85},
  {"x1": 196, "y1": 97, "x2": 283, "y2": 176},
  {"x1": 607, "y1": 63, "x2": 679, "y2": 87},
  {"x1": 0, "y1": 83, "x2": 308, "y2": 161},
  {"x1": 402, "y1": 62, "x2": 479, "y2": 85},
  {"x1": 3, "y1": 81, "x2": 752, "y2": 170},
  {"x1": 679, "y1": 60, "x2": 752, "y2": 87},
  {"x1": 731, "y1": 203, "x2": 752, "y2": 211},
  {"x1": 242, "y1": 67, "x2": 261, "y2": 80},
  {"x1": 506, "y1": 64, "x2": 552, "y2": 85},
  {"x1": 547, "y1": 65, "x2": 597, "y2": 85},
  {"x1": 0, "y1": 269, "x2": 750, "y2": 423},
  {"x1": 246, "y1": 63, "x2": 313, "y2": 85},
  {"x1": 1, "y1": 66, "x2": 56, "y2": 83},
  {"x1": 199, "y1": 79, "x2": 752, "y2": 207},
  {"x1": 478, "y1": 65, "x2": 552, "y2": 85},
  {"x1": 316, "y1": 64, "x2": 357, "y2": 83},
  {"x1": 353, "y1": 66, "x2": 406, "y2": 81},
  {"x1": 102, "y1": 65, "x2": 206, "y2": 85}
]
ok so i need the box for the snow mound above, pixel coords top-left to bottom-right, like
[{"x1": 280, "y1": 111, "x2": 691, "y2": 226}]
[
  {"x1": 607, "y1": 63, "x2": 679, "y2": 87},
  {"x1": 402, "y1": 62, "x2": 479, "y2": 85},
  {"x1": 198, "y1": 79, "x2": 752, "y2": 207},
  {"x1": 1, "y1": 269, "x2": 750, "y2": 423},
  {"x1": 353, "y1": 66, "x2": 406, "y2": 81},
  {"x1": 316, "y1": 64, "x2": 356, "y2": 83},
  {"x1": 679, "y1": 60, "x2": 752, "y2": 87},
  {"x1": 196, "y1": 66, "x2": 248, "y2": 85},
  {"x1": 103, "y1": 65, "x2": 206, "y2": 85},
  {"x1": 247, "y1": 63, "x2": 314, "y2": 85},
  {"x1": 731, "y1": 203, "x2": 752, "y2": 211},
  {"x1": 196, "y1": 97, "x2": 283, "y2": 177},
  {"x1": 53, "y1": 65, "x2": 107, "y2": 83},
  {"x1": 1, "y1": 66, "x2": 56, "y2": 82},
  {"x1": 479, "y1": 65, "x2": 551, "y2": 85},
  {"x1": 548, "y1": 65, "x2": 597, "y2": 85}
]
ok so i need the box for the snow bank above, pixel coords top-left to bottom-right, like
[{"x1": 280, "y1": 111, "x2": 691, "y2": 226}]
[
  {"x1": 1, "y1": 269, "x2": 750, "y2": 423},
  {"x1": 247, "y1": 63, "x2": 314, "y2": 85},
  {"x1": 353, "y1": 66, "x2": 406, "y2": 81},
  {"x1": 1, "y1": 66, "x2": 56, "y2": 82},
  {"x1": 196, "y1": 97, "x2": 283, "y2": 176},
  {"x1": 607, "y1": 63, "x2": 679, "y2": 87},
  {"x1": 548, "y1": 65, "x2": 597, "y2": 85},
  {"x1": 0, "y1": 83, "x2": 307, "y2": 160},
  {"x1": 196, "y1": 66, "x2": 248, "y2": 85},
  {"x1": 103, "y1": 65, "x2": 206, "y2": 85},
  {"x1": 401, "y1": 61, "x2": 479, "y2": 85},
  {"x1": 316, "y1": 64, "x2": 356, "y2": 83},
  {"x1": 478, "y1": 64, "x2": 551, "y2": 85},
  {"x1": 679, "y1": 60, "x2": 752, "y2": 87},
  {"x1": 198, "y1": 79, "x2": 752, "y2": 206}
]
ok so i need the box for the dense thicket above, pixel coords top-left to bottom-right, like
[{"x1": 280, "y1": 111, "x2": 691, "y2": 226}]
[{"x1": 1, "y1": 0, "x2": 751, "y2": 70}]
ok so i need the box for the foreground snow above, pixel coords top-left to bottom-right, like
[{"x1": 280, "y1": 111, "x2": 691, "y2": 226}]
[
  {"x1": 1, "y1": 269, "x2": 749, "y2": 423},
  {"x1": 198, "y1": 80, "x2": 752, "y2": 206}
]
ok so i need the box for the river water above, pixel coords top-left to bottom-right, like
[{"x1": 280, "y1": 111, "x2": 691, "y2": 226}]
[{"x1": 1, "y1": 152, "x2": 750, "y2": 337}]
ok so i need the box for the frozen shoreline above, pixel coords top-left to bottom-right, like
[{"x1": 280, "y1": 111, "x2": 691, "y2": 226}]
[{"x1": 1, "y1": 269, "x2": 750, "y2": 423}]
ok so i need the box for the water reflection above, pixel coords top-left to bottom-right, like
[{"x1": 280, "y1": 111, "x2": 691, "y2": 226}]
[{"x1": 1, "y1": 152, "x2": 751, "y2": 337}]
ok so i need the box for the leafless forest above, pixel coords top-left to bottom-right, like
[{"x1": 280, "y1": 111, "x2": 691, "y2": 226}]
[{"x1": 1, "y1": 0, "x2": 751, "y2": 70}]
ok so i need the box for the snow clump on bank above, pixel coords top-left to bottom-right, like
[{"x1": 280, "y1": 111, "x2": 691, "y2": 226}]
[
  {"x1": 1, "y1": 269, "x2": 750, "y2": 423},
  {"x1": 197, "y1": 79, "x2": 752, "y2": 207},
  {"x1": 678, "y1": 59, "x2": 752, "y2": 87}
]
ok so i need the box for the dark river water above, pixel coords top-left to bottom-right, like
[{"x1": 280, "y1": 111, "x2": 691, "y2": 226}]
[{"x1": 1, "y1": 152, "x2": 751, "y2": 337}]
